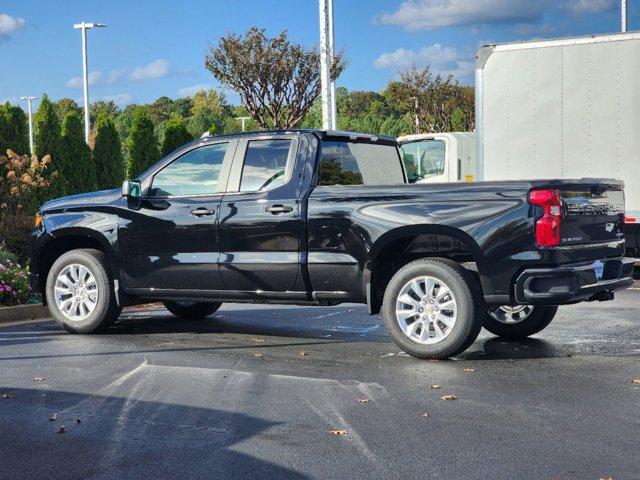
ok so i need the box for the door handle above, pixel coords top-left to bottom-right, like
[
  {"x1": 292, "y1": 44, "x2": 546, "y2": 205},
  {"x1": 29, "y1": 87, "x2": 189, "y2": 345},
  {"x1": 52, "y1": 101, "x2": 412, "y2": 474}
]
[
  {"x1": 189, "y1": 207, "x2": 216, "y2": 217},
  {"x1": 265, "y1": 204, "x2": 294, "y2": 214}
]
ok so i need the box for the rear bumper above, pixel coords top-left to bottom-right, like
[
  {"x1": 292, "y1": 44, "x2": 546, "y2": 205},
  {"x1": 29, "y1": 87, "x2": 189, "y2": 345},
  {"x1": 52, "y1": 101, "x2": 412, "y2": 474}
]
[{"x1": 514, "y1": 257, "x2": 635, "y2": 305}]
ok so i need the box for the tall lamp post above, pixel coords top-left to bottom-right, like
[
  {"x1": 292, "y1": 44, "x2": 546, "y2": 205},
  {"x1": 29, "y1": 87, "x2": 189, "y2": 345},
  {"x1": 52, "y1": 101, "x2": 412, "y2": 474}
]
[
  {"x1": 410, "y1": 96, "x2": 419, "y2": 134},
  {"x1": 319, "y1": 0, "x2": 334, "y2": 130},
  {"x1": 622, "y1": 0, "x2": 628, "y2": 32},
  {"x1": 235, "y1": 116, "x2": 251, "y2": 132},
  {"x1": 20, "y1": 96, "x2": 37, "y2": 155},
  {"x1": 73, "y1": 21, "x2": 107, "y2": 144}
]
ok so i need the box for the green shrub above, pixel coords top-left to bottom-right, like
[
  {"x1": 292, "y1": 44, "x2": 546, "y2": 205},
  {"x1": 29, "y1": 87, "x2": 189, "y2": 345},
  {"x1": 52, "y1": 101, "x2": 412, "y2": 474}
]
[
  {"x1": 127, "y1": 108, "x2": 159, "y2": 177},
  {"x1": 93, "y1": 113, "x2": 125, "y2": 189},
  {"x1": 0, "y1": 255, "x2": 31, "y2": 306},
  {"x1": 161, "y1": 118, "x2": 192, "y2": 157}
]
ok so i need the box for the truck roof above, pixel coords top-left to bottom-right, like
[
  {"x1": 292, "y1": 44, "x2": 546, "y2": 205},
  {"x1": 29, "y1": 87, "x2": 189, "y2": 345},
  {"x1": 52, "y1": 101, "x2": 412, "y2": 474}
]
[{"x1": 199, "y1": 128, "x2": 397, "y2": 145}]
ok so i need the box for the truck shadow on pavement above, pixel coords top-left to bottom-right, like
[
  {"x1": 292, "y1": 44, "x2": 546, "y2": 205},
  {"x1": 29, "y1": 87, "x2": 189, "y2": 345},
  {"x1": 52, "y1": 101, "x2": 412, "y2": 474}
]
[{"x1": 0, "y1": 387, "x2": 311, "y2": 480}]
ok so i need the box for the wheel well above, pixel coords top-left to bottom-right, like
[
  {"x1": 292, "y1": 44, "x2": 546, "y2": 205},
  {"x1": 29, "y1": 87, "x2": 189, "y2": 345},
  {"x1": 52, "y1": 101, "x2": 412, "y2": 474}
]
[
  {"x1": 39, "y1": 236, "x2": 107, "y2": 298},
  {"x1": 368, "y1": 233, "x2": 482, "y2": 314}
]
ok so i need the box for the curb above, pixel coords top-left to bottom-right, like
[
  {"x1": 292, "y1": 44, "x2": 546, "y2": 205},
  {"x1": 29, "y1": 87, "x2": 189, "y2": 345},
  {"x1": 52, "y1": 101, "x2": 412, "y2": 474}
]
[{"x1": 0, "y1": 304, "x2": 50, "y2": 324}]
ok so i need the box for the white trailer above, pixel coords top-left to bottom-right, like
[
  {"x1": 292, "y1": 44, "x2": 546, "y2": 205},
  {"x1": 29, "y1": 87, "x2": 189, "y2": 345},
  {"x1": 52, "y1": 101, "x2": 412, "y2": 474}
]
[{"x1": 398, "y1": 32, "x2": 640, "y2": 256}]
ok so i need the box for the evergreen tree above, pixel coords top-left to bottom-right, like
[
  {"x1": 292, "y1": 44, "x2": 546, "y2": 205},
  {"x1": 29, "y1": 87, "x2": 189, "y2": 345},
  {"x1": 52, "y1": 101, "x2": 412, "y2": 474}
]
[
  {"x1": 61, "y1": 111, "x2": 97, "y2": 194},
  {"x1": 127, "y1": 108, "x2": 159, "y2": 177},
  {"x1": 0, "y1": 103, "x2": 29, "y2": 155},
  {"x1": 161, "y1": 118, "x2": 192, "y2": 156},
  {"x1": 34, "y1": 94, "x2": 66, "y2": 196},
  {"x1": 93, "y1": 112, "x2": 125, "y2": 189}
]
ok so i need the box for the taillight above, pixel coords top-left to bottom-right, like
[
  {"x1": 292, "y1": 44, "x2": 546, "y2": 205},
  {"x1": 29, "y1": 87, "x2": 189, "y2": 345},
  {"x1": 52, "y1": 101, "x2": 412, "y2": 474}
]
[
  {"x1": 625, "y1": 216, "x2": 636, "y2": 223},
  {"x1": 529, "y1": 189, "x2": 562, "y2": 247}
]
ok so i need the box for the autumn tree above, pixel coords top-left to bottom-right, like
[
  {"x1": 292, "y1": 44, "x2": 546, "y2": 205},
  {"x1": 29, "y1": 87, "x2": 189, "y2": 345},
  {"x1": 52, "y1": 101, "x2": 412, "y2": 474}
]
[
  {"x1": 385, "y1": 65, "x2": 474, "y2": 133},
  {"x1": 205, "y1": 27, "x2": 347, "y2": 129},
  {"x1": 93, "y1": 112, "x2": 125, "y2": 189}
]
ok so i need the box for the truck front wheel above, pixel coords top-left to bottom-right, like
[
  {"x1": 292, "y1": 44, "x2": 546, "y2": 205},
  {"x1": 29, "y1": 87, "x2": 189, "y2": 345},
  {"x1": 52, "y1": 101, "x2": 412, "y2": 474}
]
[
  {"x1": 483, "y1": 305, "x2": 558, "y2": 340},
  {"x1": 45, "y1": 249, "x2": 121, "y2": 334},
  {"x1": 382, "y1": 258, "x2": 484, "y2": 359}
]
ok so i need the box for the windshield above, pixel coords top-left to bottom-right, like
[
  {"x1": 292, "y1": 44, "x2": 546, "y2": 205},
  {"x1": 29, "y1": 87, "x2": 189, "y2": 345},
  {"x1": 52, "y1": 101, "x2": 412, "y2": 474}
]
[{"x1": 400, "y1": 139, "x2": 446, "y2": 183}]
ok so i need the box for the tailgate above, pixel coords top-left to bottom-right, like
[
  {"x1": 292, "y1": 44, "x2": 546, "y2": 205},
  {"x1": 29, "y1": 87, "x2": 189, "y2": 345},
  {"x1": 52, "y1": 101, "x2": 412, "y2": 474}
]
[{"x1": 555, "y1": 180, "x2": 625, "y2": 246}]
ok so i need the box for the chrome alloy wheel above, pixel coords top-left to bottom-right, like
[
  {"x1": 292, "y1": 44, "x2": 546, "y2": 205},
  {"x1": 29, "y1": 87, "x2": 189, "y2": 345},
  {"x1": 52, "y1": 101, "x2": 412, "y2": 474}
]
[
  {"x1": 54, "y1": 263, "x2": 99, "y2": 321},
  {"x1": 489, "y1": 305, "x2": 534, "y2": 324},
  {"x1": 395, "y1": 276, "x2": 457, "y2": 345}
]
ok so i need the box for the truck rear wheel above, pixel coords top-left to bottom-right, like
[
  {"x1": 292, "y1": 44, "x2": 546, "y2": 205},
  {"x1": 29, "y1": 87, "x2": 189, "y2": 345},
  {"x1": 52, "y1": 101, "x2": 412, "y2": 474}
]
[
  {"x1": 45, "y1": 249, "x2": 121, "y2": 334},
  {"x1": 163, "y1": 301, "x2": 221, "y2": 319},
  {"x1": 382, "y1": 258, "x2": 484, "y2": 359},
  {"x1": 483, "y1": 305, "x2": 558, "y2": 339}
]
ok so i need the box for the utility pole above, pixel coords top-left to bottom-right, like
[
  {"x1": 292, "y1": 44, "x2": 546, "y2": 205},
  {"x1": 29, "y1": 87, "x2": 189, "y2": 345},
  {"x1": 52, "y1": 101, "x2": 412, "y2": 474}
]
[
  {"x1": 19, "y1": 96, "x2": 37, "y2": 155},
  {"x1": 328, "y1": 0, "x2": 337, "y2": 130},
  {"x1": 621, "y1": 0, "x2": 628, "y2": 32},
  {"x1": 410, "y1": 96, "x2": 419, "y2": 134},
  {"x1": 73, "y1": 21, "x2": 107, "y2": 144},
  {"x1": 235, "y1": 116, "x2": 251, "y2": 132},
  {"x1": 319, "y1": 0, "x2": 333, "y2": 130}
]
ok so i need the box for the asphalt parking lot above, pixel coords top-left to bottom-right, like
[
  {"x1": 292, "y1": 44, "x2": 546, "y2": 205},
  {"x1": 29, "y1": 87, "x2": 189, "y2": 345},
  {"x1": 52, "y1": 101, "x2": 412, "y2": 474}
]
[{"x1": 1, "y1": 286, "x2": 640, "y2": 480}]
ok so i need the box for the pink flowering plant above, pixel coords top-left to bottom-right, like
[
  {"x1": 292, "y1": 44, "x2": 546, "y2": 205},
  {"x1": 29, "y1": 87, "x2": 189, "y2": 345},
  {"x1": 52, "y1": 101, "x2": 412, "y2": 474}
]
[{"x1": 0, "y1": 252, "x2": 31, "y2": 306}]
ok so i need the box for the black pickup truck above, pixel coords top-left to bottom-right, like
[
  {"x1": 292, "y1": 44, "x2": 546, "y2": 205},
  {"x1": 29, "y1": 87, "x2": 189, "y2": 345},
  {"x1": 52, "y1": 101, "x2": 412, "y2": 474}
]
[{"x1": 30, "y1": 129, "x2": 634, "y2": 358}]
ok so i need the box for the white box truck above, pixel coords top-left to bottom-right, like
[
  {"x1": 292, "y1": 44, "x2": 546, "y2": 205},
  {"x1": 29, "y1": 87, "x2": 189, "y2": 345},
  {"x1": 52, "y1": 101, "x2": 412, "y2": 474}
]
[{"x1": 398, "y1": 32, "x2": 640, "y2": 257}]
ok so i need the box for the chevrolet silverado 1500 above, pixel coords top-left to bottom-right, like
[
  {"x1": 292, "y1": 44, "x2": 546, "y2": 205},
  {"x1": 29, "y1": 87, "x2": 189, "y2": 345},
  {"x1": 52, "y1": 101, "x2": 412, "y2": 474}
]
[{"x1": 30, "y1": 130, "x2": 635, "y2": 358}]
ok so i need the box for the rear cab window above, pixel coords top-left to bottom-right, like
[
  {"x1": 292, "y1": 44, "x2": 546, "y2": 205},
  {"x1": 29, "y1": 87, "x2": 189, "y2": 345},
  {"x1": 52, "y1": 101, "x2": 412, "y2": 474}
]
[{"x1": 318, "y1": 140, "x2": 405, "y2": 186}]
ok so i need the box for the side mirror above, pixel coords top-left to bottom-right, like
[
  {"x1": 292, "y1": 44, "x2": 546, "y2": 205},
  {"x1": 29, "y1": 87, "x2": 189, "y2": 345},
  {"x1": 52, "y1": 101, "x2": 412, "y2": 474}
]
[{"x1": 122, "y1": 179, "x2": 141, "y2": 198}]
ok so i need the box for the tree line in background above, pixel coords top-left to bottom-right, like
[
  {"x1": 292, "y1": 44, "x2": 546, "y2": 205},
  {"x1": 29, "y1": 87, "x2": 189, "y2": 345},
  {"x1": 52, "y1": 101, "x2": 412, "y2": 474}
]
[{"x1": 0, "y1": 28, "x2": 475, "y2": 206}]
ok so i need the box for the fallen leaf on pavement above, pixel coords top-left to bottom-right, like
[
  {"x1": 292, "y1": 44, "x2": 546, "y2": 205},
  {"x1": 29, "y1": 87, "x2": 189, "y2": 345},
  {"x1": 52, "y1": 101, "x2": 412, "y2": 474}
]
[
  {"x1": 441, "y1": 395, "x2": 458, "y2": 401},
  {"x1": 251, "y1": 338, "x2": 265, "y2": 343},
  {"x1": 254, "y1": 353, "x2": 263, "y2": 359},
  {"x1": 329, "y1": 430, "x2": 348, "y2": 435},
  {"x1": 34, "y1": 377, "x2": 46, "y2": 382},
  {"x1": 57, "y1": 425, "x2": 65, "y2": 433},
  {"x1": 2, "y1": 393, "x2": 14, "y2": 399},
  {"x1": 49, "y1": 412, "x2": 57, "y2": 422},
  {"x1": 430, "y1": 384, "x2": 442, "y2": 389},
  {"x1": 632, "y1": 378, "x2": 640, "y2": 385},
  {"x1": 299, "y1": 351, "x2": 308, "y2": 357},
  {"x1": 356, "y1": 398, "x2": 370, "y2": 404},
  {"x1": 421, "y1": 412, "x2": 430, "y2": 418},
  {"x1": 598, "y1": 476, "x2": 613, "y2": 480},
  {"x1": 463, "y1": 368, "x2": 475, "y2": 372}
]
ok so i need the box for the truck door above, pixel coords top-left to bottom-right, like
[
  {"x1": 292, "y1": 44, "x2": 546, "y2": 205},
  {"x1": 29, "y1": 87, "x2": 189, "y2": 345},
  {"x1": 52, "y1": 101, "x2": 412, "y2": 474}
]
[{"x1": 217, "y1": 135, "x2": 306, "y2": 292}]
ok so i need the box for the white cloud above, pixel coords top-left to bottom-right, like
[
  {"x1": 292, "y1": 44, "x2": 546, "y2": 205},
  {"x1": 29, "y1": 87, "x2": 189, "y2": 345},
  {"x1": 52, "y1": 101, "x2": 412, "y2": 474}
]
[
  {"x1": 374, "y1": 44, "x2": 474, "y2": 80},
  {"x1": 101, "y1": 93, "x2": 133, "y2": 106},
  {"x1": 0, "y1": 13, "x2": 26, "y2": 41},
  {"x1": 66, "y1": 70, "x2": 103, "y2": 89},
  {"x1": 376, "y1": 0, "x2": 551, "y2": 30},
  {"x1": 177, "y1": 83, "x2": 213, "y2": 98},
  {"x1": 562, "y1": 0, "x2": 616, "y2": 14},
  {"x1": 129, "y1": 59, "x2": 170, "y2": 81}
]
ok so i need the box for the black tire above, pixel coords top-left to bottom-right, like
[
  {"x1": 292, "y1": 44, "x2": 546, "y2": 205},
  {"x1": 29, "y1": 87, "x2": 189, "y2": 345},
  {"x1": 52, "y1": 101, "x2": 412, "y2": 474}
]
[
  {"x1": 45, "y1": 248, "x2": 121, "y2": 334},
  {"x1": 382, "y1": 258, "x2": 484, "y2": 359},
  {"x1": 163, "y1": 301, "x2": 221, "y2": 319},
  {"x1": 483, "y1": 305, "x2": 558, "y2": 340}
]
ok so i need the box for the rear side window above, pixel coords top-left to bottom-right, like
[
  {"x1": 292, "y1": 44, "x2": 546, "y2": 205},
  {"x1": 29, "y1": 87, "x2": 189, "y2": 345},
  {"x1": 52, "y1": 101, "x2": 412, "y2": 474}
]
[
  {"x1": 240, "y1": 139, "x2": 292, "y2": 192},
  {"x1": 318, "y1": 140, "x2": 405, "y2": 186}
]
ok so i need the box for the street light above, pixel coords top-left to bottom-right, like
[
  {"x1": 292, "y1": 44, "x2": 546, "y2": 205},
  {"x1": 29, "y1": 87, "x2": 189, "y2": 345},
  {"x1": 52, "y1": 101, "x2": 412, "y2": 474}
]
[
  {"x1": 19, "y1": 96, "x2": 37, "y2": 155},
  {"x1": 73, "y1": 21, "x2": 107, "y2": 144},
  {"x1": 622, "y1": 0, "x2": 628, "y2": 32},
  {"x1": 235, "y1": 116, "x2": 251, "y2": 132}
]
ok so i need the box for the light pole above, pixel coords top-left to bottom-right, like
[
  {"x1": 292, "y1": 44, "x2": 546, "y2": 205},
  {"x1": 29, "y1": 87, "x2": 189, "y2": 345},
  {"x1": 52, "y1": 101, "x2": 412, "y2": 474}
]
[
  {"x1": 73, "y1": 21, "x2": 106, "y2": 144},
  {"x1": 622, "y1": 0, "x2": 628, "y2": 32},
  {"x1": 235, "y1": 116, "x2": 251, "y2": 132},
  {"x1": 319, "y1": 0, "x2": 334, "y2": 130},
  {"x1": 328, "y1": 0, "x2": 337, "y2": 130},
  {"x1": 20, "y1": 96, "x2": 37, "y2": 155},
  {"x1": 410, "y1": 96, "x2": 419, "y2": 134}
]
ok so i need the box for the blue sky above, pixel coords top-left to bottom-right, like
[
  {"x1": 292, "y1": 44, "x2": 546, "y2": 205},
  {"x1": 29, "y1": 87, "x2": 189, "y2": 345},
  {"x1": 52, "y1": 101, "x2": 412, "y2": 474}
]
[{"x1": 0, "y1": 0, "x2": 633, "y2": 109}]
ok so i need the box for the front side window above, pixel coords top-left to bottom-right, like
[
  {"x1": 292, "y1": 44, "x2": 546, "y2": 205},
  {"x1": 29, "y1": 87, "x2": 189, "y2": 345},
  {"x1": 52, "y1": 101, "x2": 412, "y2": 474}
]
[
  {"x1": 401, "y1": 140, "x2": 446, "y2": 183},
  {"x1": 150, "y1": 143, "x2": 227, "y2": 196},
  {"x1": 318, "y1": 140, "x2": 405, "y2": 186},
  {"x1": 240, "y1": 139, "x2": 292, "y2": 192}
]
